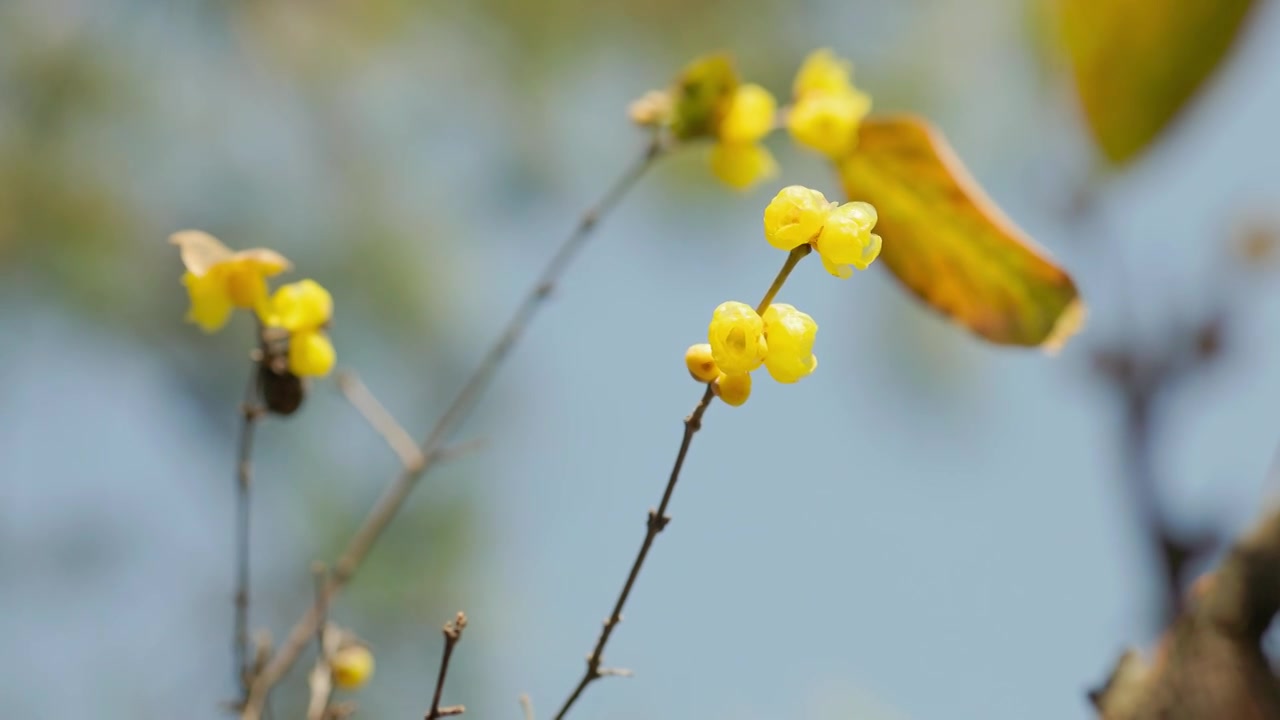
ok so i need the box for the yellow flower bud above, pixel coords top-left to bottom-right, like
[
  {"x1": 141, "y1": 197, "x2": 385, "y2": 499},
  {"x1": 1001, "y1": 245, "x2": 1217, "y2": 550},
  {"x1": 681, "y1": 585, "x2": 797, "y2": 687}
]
[
  {"x1": 793, "y1": 48, "x2": 854, "y2": 99},
  {"x1": 259, "y1": 279, "x2": 333, "y2": 332},
  {"x1": 709, "y1": 142, "x2": 777, "y2": 190},
  {"x1": 685, "y1": 343, "x2": 720, "y2": 383},
  {"x1": 786, "y1": 90, "x2": 870, "y2": 158},
  {"x1": 289, "y1": 329, "x2": 336, "y2": 378},
  {"x1": 713, "y1": 372, "x2": 752, "y2": 407},
  {"x1": 814, "y1": 201, "x2": 881, "y2": 278},
  {"x1": 718, "y1": 83, "x2": 776, "y2": 144},
  {"x1": 763, "y1": 185, "x2": 831, "y2": 251},
  {"x1": 762, "y1": 303, "x2": 818, "y2": 383},
  {"x1": 708, "y1": 301, "x2": 768, "y2": 375},
  {"x1": 330, "y1": 645, "x2": 374, "y2": 690},
  {"x1": 628, "y1": 89, "x2": 672, "y2": 127}
]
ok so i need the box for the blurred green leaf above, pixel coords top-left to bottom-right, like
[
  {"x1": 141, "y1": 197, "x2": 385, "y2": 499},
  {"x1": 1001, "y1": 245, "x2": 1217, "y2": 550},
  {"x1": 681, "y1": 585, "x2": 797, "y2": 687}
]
[
  {"x1": 838, "y1": 115, "x2": 1083, "y2": 349},
  {"x1": 1053, "y1": 0, "x2": 1257, "y2": 164}
]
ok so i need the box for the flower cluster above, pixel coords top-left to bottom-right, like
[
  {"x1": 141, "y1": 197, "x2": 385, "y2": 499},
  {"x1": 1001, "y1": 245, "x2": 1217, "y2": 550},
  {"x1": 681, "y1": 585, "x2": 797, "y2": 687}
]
[
  {"x1": 683, "y1": 184, "x2": 882, "y2": 406},
  {"x1": 630, "y1": 49, "x2": 871, "y2": 190},
  {"x1": 686, "y1": 300, "x2": 819, "y2": 406},
  {"x1": 171, "y1": 230, "x2": 336, "y2": 378},
  {"x1": 764, "y1": 185, "x2": 881, "y2": 278},
  {"x1": 786, "y1": 49, "x2": 872, "y2": 159}
]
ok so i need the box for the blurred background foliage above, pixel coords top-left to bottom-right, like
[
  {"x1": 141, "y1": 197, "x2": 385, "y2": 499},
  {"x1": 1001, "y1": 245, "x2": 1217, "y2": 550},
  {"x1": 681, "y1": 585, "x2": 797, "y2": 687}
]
[{"x1": 3, "y1": 0, "x2": 1280, "y2": 718}]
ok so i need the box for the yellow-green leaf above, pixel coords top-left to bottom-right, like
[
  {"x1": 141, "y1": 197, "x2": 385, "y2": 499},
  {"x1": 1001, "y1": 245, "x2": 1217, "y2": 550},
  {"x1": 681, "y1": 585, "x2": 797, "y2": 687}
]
[
  {"x1": 837, "y1": 115, "x2": 1083, "y2": 349},
  {"x1": 1054, "y1": 0, "x2": 1257, "y2": 165}
]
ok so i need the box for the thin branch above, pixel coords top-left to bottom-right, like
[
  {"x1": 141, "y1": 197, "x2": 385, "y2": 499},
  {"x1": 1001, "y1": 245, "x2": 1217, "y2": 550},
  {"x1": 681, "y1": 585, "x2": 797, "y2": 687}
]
[
  {"x1": 336, "y1": 370, "x2": 425, "y2": 470},
  {"x1": 519, "y1": 694, "x2": 536, "y2": 720},
  {"x1": 425, "y1": 612, "x2": 469, "y2": 720},
  {"x1": 550, "y1": 384, "x2": 714, "y2": 720},
  {"x1": 240, "y1": 134, "x2": 666, "y2": 720},
  {"x1": 306, "y1": 565, "x2": 333, "y2": 720},
  {"x1": 550, "y1": 247, "x2": 809, "y2": 720},
  {"x1": 235, "y1": 360, "x2": 263, "y2": 699}
]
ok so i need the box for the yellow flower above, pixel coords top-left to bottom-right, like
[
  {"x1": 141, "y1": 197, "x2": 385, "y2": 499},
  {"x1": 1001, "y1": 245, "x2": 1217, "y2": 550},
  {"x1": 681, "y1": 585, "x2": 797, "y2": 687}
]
[
  {"x1": 762, "y1": 304, "x2": 818, "y2": 383},
  {"x1": 786, "y1": 48, "x2": 871, "y2": 159},
  {"x1": 708, "y1": 301, "x2": 767, "y2": 375},
  {"x1": 713, "y1": 372, "x2": 752, "y2": 407},
  {"x1": 171, "y1": 230, "x2": 290, "y2": 333},
  {"x1": 718, "y1": 84, "x2": 776, "y2": 144},
  {"x1": 786, "y1": 91, "x2": 870, "y2": 158},
  {"x1": 760, "y1": 186, "x2": 881, "y2": 278},
  {"x1": 685, "y1": 343, "x2": 720, "y2": 383},
  {"x1": 793, "y1": 48, "x2": 853, "y2": 98},
  {"x1": 259, "y1": 279, "x2": 337, "y2": 378},
  {"x1": 709, "y1": 142, "x2": 778, "y2": 190},
  {"x1": 814, "y1": 201, "x2": 881, "y2": 278},
  {"x1": 763, "y1": 185, "x2": 831, "y2": 251},
  {"x1": 330, "y1": 645, "x2": 374, "y2": 690},
  {"x1": 708, "y1": 83, "x2": 778, "y2": 190}
]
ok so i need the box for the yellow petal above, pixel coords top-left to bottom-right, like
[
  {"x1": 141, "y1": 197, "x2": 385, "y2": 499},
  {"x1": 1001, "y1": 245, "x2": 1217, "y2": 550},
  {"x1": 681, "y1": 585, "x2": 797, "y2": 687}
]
[
  {"x1": 709, "y1": 142, "x2": 777, "y2": 191},
  {"x1": 718, "y1": 83, "x2": 777, "y2": 144},
  {"x1": 708, "y1": 301, "x2": 768, "y2": 375},
  {"x1": 230, "y1": 248, "x2": 291, "y2": 276},
  {"x1": 289, "y1": 329, "x2": 336, "y2": 377},
  {"x1": 224, "y1": 262, "x2": 270, "y2": 309},
  {"x1": 793, "y1": 48, "x2": 854, "y2": 99},
  {"x1": 170, "y1": 230, "x2": 233, "y2": 276},
  {"x1": 181, "y1": 270, "x2": 234, "y2": 333},
  {"x1": 763, "y1": 185, "x2": 831, "y2": 251},
  {"x1": 762, "y1": 303, "x2": 819, "y2": 383}
]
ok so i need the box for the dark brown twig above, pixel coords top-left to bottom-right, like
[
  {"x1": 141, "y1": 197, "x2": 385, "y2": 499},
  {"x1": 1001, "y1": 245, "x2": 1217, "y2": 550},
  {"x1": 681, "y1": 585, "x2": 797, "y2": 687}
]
[
  {"x1": 550, "y1": 246, "x2": 810, "y2": 720},
  {"x1": 240, "y1": 135, "x2": 667, "y2": 720},
  {"x1": 235, "y1": 360, "x2": 264, "y2": 698},
  {"x1": 425, "y1": 612, "x2": 469, "y2": 720}
]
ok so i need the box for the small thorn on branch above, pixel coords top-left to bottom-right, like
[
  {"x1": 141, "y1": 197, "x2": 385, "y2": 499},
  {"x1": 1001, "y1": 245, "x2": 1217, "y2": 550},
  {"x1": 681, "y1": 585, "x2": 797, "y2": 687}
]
[
  {"x1": 425, "y1": 612, "x2": 468, "y2": 720},
  {"x1": 597, "y1": 667, "x2": 633, "y2": 679}
]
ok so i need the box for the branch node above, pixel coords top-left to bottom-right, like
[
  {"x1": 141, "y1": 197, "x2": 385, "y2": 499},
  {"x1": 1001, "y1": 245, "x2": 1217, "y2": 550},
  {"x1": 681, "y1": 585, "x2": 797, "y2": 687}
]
[{"x1": 646, "y1": 509, "x2": 670, "y2": 533}]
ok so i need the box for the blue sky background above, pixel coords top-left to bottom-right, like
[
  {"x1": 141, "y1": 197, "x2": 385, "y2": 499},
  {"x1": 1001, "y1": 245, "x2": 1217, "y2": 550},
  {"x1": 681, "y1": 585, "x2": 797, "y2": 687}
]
[{"x1": 3, "y1": 1, "x2": 1280, "y2": 718}]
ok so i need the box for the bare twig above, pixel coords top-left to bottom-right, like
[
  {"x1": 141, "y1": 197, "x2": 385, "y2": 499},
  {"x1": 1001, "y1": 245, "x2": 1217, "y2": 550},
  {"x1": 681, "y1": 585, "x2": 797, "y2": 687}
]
[
  {"x1": 425, "y1": 612, "x2": 469, "y2": 720},
  {"x1": 1094, "y1": 310, "x2": 1227, "y2": 626},
  {"x1": 336, "y1": 370, "x2": 424, "y2": 470},
  {"x1": 235, "y1": 360, "x2": 264, "y2": 698},
  {"x1": 240, "y1": 135, "x2": 666, "y2": 720},
  {"x1": 519, "y1": 694, "x2": 536, "y2": 720},
  {"x1": 306, "y1": 565, "x2": 333, "y2": 720},
  {"x1": 550, "y1": 246, "x2": 810, "y2": 720}
]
